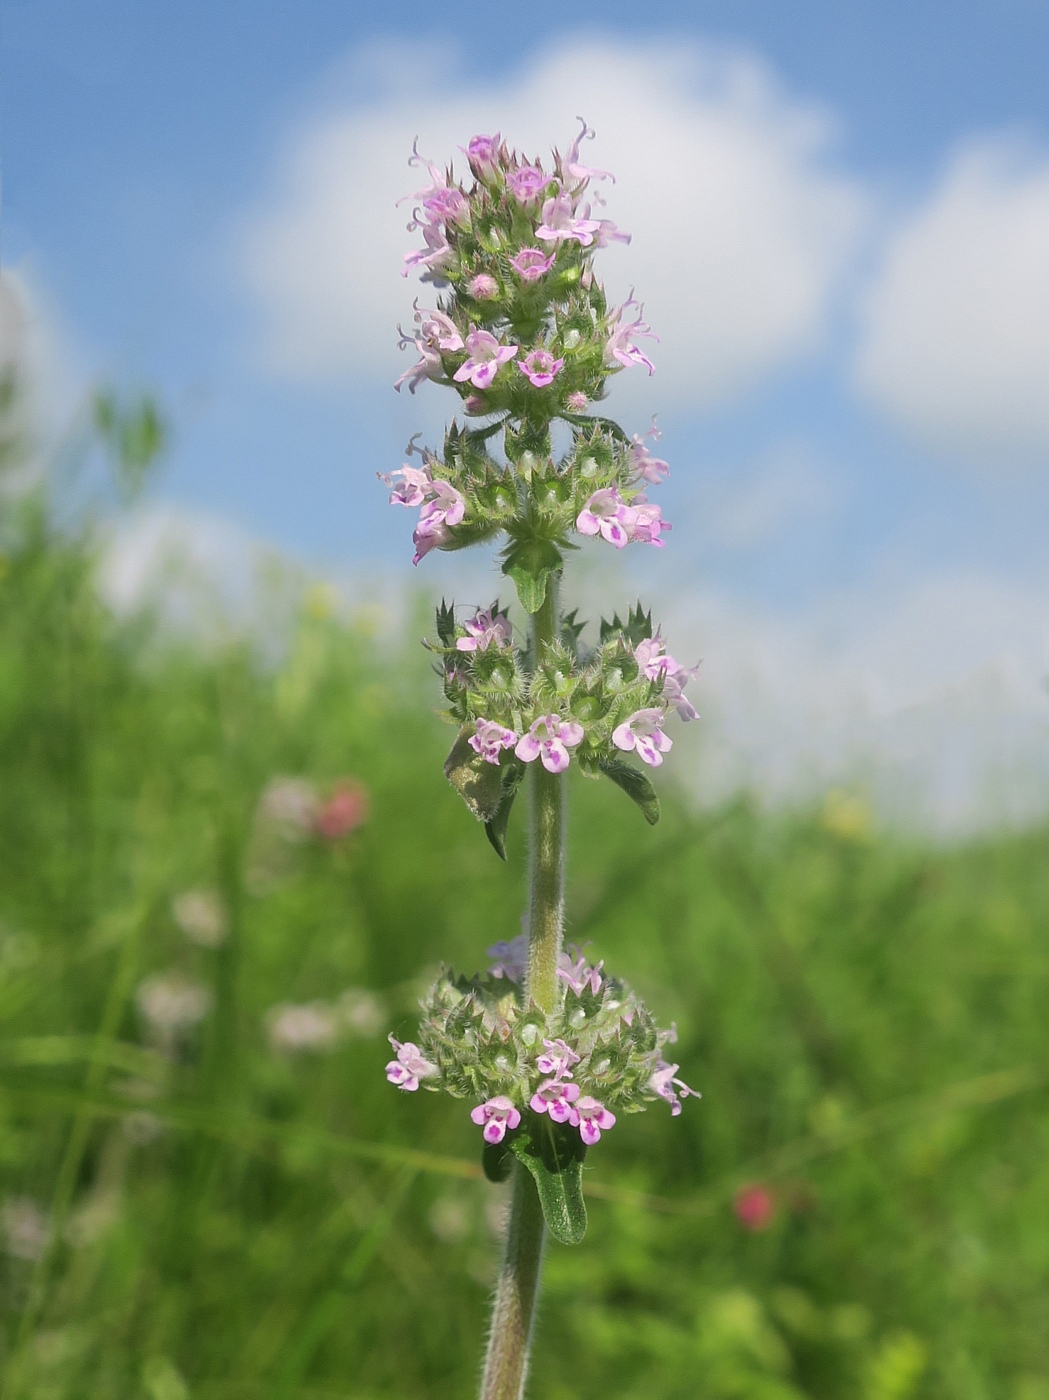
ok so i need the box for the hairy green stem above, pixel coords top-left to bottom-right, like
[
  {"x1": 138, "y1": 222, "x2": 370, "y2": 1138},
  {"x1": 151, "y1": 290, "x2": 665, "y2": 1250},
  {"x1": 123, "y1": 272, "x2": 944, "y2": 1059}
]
[{"x1": 479, "y1": 581, "x2": 564, "y2": 1400}]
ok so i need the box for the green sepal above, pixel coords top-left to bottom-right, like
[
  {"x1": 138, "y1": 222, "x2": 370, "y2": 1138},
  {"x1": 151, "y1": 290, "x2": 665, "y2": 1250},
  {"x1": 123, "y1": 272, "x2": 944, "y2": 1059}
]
[
  {"x1": 560, "y1": 411, "x2": 629, "y2": 444},
  {"x1": 598, "y1": 757, "x2": 661, "y2": 826},
  {"x1": 502, "y1": 538, "x2": 563, "y2": 614},
  {"x1": 435, "y1": 599, "x2": 457, "y2": 649},
  {"x1": 484, "y1": 758, "x2": 526, "y2": 861},
  {"x1": 509, "y1": 1115, "x2": 588, "y2": 1246},
  {"x1": 482, "y1": 1136, "x2": 515, "y2": 1183},
  {"x1": 443, "y1": 728, "x2": 505, "y2": 823}
]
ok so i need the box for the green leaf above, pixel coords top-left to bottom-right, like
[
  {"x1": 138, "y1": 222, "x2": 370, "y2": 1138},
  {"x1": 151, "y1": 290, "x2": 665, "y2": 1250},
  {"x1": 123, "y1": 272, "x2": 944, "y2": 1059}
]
[
  {"x1": 443, "y1": 728, "x2": 505, "y2": 823},
  {"x1": 502, "y1": 539, "x2": 563, "y2": 615},
  {"x1": 509, "y1": 1116, "x2": 588, "y2": 1245},
  {"x1": 560, "y1": 411, "x2": 629, "y2": 444},
  {"x1": 598, "y1": 757, "x2": 661, "y2": 826},
  {"x1": 484, "y1": 760, "x2": 525, "y2": 861},
  {"x1": 435, "y1": 599, "x2": 457, "y2": 648}
]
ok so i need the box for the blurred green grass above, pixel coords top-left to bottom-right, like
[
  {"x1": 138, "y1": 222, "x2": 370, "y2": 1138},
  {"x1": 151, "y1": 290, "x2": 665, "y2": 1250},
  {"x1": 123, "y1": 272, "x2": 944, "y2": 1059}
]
[{"x1": 2, "y1": 414, "x2": 1049, "y2": 1399}]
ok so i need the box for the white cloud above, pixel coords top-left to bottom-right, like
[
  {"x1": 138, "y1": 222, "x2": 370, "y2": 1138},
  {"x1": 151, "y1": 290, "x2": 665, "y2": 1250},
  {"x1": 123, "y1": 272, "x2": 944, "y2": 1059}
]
[
  {"x1": 660, "y1": 569, "x2": 1049, "y2": 835},
  {"x1": 240, "y1": 39, "x2": 866, "y2": 412},
  {"x1": 854, "y1": 137, "x2": 1049, "y2": 461}
]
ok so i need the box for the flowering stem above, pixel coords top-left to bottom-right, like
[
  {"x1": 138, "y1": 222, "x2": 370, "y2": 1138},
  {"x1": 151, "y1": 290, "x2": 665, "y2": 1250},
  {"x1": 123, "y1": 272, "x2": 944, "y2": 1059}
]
[
  {"x1": 479, "y1": 1155, "x2": 547, "y2": 1400},
  {"x1": 479, "y1": 582, "x2": 564, "y2": 1400},
  {"x1": 525, "y1": 581, "x2": 565, "y2": 1014}
]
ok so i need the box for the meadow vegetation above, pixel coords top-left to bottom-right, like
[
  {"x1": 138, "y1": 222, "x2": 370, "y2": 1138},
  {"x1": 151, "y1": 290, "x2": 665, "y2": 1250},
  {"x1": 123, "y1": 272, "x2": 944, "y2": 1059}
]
[{"x1": 1, "y1": 387, "x2": 1048, "y2": 1399}]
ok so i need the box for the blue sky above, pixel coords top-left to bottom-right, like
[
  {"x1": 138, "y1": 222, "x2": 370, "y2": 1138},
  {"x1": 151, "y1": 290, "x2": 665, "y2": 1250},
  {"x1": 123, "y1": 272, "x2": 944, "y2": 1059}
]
[{"x1": 4, "y1": 1, "x2": 1049, "y2": 829}]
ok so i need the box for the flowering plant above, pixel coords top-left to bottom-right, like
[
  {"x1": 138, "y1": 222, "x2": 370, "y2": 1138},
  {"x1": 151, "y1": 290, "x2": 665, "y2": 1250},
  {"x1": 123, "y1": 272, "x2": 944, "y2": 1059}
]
[{"x1": 382, "y1": 122, "x2": 697, "y2": 1400}]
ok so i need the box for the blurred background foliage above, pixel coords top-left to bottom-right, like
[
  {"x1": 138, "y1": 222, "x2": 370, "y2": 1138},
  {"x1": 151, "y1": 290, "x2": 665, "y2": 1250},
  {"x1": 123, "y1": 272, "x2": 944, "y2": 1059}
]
[{"x1": 1, "y1": 371, "x2": 1049, "y2": 1400}]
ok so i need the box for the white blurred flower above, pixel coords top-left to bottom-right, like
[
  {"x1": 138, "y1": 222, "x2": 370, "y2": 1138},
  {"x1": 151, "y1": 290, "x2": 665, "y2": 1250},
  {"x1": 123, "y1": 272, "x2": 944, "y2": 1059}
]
[
  {"x1": 136, "y1": 973, "x2": 211, "y2": 1038},
  {"x1": 337, "y1": 988, "x2": 386, "y2": 1038},
  {"x1": 172, "y1": 889, "x2": 227, "y2": 948},
  {"x1": 257, "y1": 777, "x2": 319, "y2": 840},
  {"x1": 2, "y1": 1197, "x2": 52, "y2": 1260},
  {"x1": 266, "y1": 1001, "x2": 341, "y2": 1054}
]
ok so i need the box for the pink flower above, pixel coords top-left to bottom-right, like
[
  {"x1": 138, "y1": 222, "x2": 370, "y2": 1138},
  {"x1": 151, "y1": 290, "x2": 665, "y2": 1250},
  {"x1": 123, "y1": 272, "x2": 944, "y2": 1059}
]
[
  {"x1": 393, "y1": 338, "x2": 443, "y2": 394},
  {"x1": 612, "y1": 708, "x2": 673, "y2": 767},
  {"x1": 561, "y1": 117, "x2": 616, "y2": 187},
  {"x1": 420, "y1": 185, "x2": 468, "y2": 227},
  {"x1": 453, "y1": 328, "x2": 519, "y2": 389},
  {"x1": 463, "y1": 133, "x2": 503, "y2": 178},
  {"x1": 606, "y1": 298, "x2": 658, "y2": 375},
  {"x1": 649, "y1": 1060, "x2": 699, "y2": 1117},
  {"x1": 569, "y1": 1095, "x2": 616, "y2": 1146},
  {"x1": 416, "y1": 306, "x2": 464, "y2": 352},
  {"x1": 456, "y1": 607, "x2": 512, "y2": 652},
  {"x1": 468, "y1": 273, "x2": 499, "y2": 300},
  {"x1": 411, "y1": 479, "x2": 466, "y2": 565},
  {"x1": 507, "y1": 164, "x2": 550, "y2": 204},
  {"x1": 518, "y1": 349, "x2": 565, "y2": 388},
  {"x1": 734, "y1": 1184, "x2": 775, "y2": 1232},
  {"x1": 510, "y1": 247, "x2": 556, "y2": 282},
  {"x1": 576, "y1": 487, "x2": 630, "y2": 548},
  {"x1": 629, "y1": 422, "x2": 669, "y2": 484},
  {"x1": 557, "y1": 950, "x2": 604, "y2": 996},
  {"x1": 535, "y1": 191, "x2": 603, "y2": 247},
  {"x1": 385, "y1": 1036, "x2": 438, "y2": 1092},
  {"x1": 471, "y1": 1095, "x2": 521, "y2": 1145},
  {"x1": 402, "y1": 222, "x2": 456, "y2": 281},
  {"x1": 529, "y1": 1078, "x2": 580, "y2": 1123},
  {"x1": 536, "y1": 1038, "x2": 581, "y2": 1079},
  {"x1": 315, "y1": 781, "x2": 369, "y2": 840},
  {"x1": 625, "y1": 500, "x2": 670, "y2": 547},
  {"x1": 469, "y1": 719, "x2": 519, "y2": 765},
  {"x1": 380, "y1": 463, "x2": 431, "y2": 508},
  {"x1": 515, "y1": 714, "x2": 585, "y2": 773},
  {"x1": 565, "y1": 391, "x2": 588, "y2": 412},
  {"x1": 634, "y1": 637, "x2": 699, "y2": 721},
  {"x1": 487, "y1": 933, "x2": 528, "y2": 982}
]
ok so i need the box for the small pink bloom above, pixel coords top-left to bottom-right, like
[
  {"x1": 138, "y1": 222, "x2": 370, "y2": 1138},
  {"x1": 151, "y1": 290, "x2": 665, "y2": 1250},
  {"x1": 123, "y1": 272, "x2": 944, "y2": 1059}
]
[
  {"x1": 456, "y1": 607, "x2": 512, "y2": 652},
  {"x1": 635, "y1": 637, "x2": 699, "y2": 720},
  {"x1": 576, "y1": 487, "x2": 630, "y2": 548},
  {"x1": 385, "y1": 1036, "x2": 438, "y2": 1092},
  {"x1": 453, "y1": 328, "x2": 519, "y2": 389},
  {"x1": 416, "y1": 306, "x2": 465, "y2": 353},
  {"x1": 463, "y1": 133, "x2": 503, "y2": 177},
  {"x1": 402, "y1": 222, "x2": 455, "y2": 281},
  {"x1": 569, "y1": 1095, "x2": 616, "y2": 1146},
  {"x1": 510, "y1": 247, "x2": 556, "y2": 282},
  {"x1": 421, "y1": 185, "x2": 468, "y2": 227},
  {"x1": 530, "y1": 1078, "x2": 581, "y2": 1123},
  {"x1": 621, "y1": 500, "x2": 670, "y2": 547},
  {"x1": 468, "y1": 273, "x2": 499, "y2": 300},
  {"x1": 380, "y1": 463, "x2": 431, "y2": 508},
  {"x1": 560, "y1": 117, "x2": 616, "y2": 187},
  {"x1": 411, "y1": 480, "x2": 465, "y2": 565},
  {"x1": 605, "y1": 298, "x2": 658, "y2": 375},
  {"x1": 612, "y1": 708, "x2": 673, "y2": 767},
  {"x1": 517, "y1": 349, "x2": 564, "y2": 388},
  {"x1": 535, "y1": 191, "x2": 602, "y2": 247},
  {"x1": 629, "y1": 421, "x2": 669, "y2": 484},
  {"x1": 515, "y1": 714, "x2": 585, "y2": 773},
  {"x1": 507, "y1": 164, "x2": 550, "y2": 204},
  {"x1": 649, "y1": 1060, "x2": 699, "y2": 1117},
  {"x1": 557, "y1": 951, "x2": 603, "y2": 996},
  {"x1": 536, "y1": 1037, "x2": 581, "y2": 1079},
  {"x1": 470, "y1": 1095, "x2": 521, "y2": 1145},
  {"x1": 315, "y1": 780, "x2": 369, "y2": 840},
  {"x1": 393, "y1": 339, "x2": 443, "y2": 394},
  {"x1": 486, "y1": 933, "x2": 529, "y2": 982},
  {"x1": 469, "y1": 719, "x2": 519, "y2": 765},
  {"x1": 734, "y1": 1184, "x2": 775, "y2": 1232},
  {"x1": 566, "y1": 391, "x2": 589, "y2": 412},
  {"x1": 463, "y1": 394, "x2": 487, "y2": 414}
]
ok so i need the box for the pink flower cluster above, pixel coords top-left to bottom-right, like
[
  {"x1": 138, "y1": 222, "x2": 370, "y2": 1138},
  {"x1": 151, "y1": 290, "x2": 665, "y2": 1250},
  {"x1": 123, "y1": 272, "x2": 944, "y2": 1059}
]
[
  {"x1": 469, "y1": 713, "x2": 586, "y2": 774},
  {"x1": 385, "y1": 1036, "x2": 438, "y2": 1092},
  {"x1": 380, "y1": 464, "x2": 466, "y2": 565},
  {"x1": 576, "y1": 487, "x2": 669, "y2": 549},
  {"x1": 528, "y1": 1026, "x2": 615, "y2": 1146},
  {"x1": 634, "y1": 634, "x2": 700, "y2": 722}
]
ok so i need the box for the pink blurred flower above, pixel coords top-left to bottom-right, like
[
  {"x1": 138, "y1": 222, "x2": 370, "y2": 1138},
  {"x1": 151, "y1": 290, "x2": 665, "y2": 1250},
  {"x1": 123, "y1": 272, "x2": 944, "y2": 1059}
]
[
  {"x1": 734, "y1": 1184, "x2": 775, "y2": 1231},
  {"x1": 315, "y1": 780, "x2": 369, "y2": 840},
  {"x1": 510, "y1": 247, "x2": 556, "y2": 282},
  {"x1": 468, "y1": 273, "x2": 499, "y2": 300}
]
